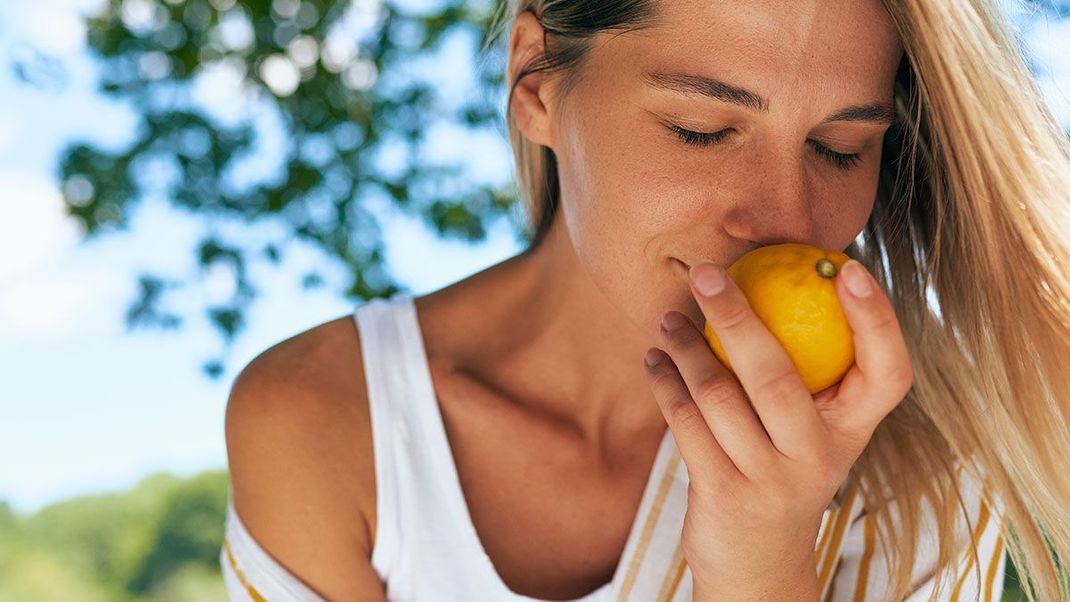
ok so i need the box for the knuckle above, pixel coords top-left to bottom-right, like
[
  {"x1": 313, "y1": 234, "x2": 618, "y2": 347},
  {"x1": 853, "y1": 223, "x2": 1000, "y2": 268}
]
[
  {"x1": 715, "y1": 302, "x2": 751, "y2": 331},
  {"x1": 754, "y1": 371, "x2": 801, "y2": 402},
  {"x1": 870, "y1": 308, "x2": 902, "y2": 333},
  {"x1": 669, "y1": 400, "x2": 707, "y2": 432},
  {"x1": 694, "y1": 373, "x2": 742, "y2": 408}
]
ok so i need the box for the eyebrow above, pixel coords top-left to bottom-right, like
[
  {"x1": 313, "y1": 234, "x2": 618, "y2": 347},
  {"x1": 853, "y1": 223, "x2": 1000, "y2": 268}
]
[{"x1": 642, "y1": 70, "x2": 896, "y2": 125}]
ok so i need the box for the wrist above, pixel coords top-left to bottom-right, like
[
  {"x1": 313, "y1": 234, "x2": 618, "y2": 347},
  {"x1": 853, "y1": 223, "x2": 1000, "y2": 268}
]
[
  {"x1": 693, "y1": 581, "x2": 819, "y2": 602},
  {"x1": 690, "y1": 561, "x2": 820, "y2": 602}
]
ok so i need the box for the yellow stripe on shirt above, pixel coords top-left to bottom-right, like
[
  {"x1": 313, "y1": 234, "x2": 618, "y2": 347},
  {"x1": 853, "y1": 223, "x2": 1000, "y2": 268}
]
[
  {"x1": 825, "y1": 563, "x2": 839, "y2": 602},
  {"x1": 819, "y1": 483, "x2": 861, "y2": 593},
  {"x1": 851, "y1": 515, "x2": 878, "y2": 602},
  {"x1": 656, "y1": 543, "x2": 687, "y2": 602},
  {"x1": 616, "y1": 449, "x2": 682, "y2": 601},
  {"x1": 821, "y1": 465, "x2": 1005, "y2": 602},
  {"x1": 223, "y1": 536, "x2": 268, "y2": 602},
  {"x1": 983, "y1": 530, "x2": 1005, "y2": 602}
]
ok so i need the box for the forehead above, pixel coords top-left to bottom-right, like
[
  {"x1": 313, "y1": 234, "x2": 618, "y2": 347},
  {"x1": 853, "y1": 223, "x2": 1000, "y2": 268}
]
[{"x1": 602, "y1": 0, "x2": 903, "y2": 104}]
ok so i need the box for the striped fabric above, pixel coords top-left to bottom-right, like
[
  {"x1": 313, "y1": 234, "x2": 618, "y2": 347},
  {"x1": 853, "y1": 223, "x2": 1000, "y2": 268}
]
[
  {"x1": 222, "y1": 536, "x2": 268, "y2": 602},
  {"x1": 217, "y1": 445, "x2": 697, "y2": 602},
  {"x1": 821, "y1": 464, "x2": 1007, "y2": 601},
  {"x1": 217, "y1": 445, "x2": 692, "y2": 602},
  {"x1": 220, "y1": 453, "x2": 1006, "y2": 602},
  {"x1": 220, "y1": 497, "x2": 327, "y2": 602},
  {"x1": 610, "y1": 447, "x2": 690, "y2": 602}
]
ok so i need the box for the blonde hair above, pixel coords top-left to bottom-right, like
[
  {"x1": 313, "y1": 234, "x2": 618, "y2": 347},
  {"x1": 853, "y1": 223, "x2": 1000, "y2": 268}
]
[{"x1": 482, "y1": 0, "x2": 1070, "y2": 600}]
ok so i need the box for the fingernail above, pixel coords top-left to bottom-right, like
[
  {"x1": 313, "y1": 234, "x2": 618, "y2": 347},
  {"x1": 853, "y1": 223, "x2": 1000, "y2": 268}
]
[
  {"x1": 841, "y1": 260, "x2": 873, "y2": 298},
  {"x1": 660, "y1": 311, "x2": 689, "y2": 332},
  {"x1": 690, "y1": 262, "x2": 727, "y2": 296},
  {"x1": 644, "y1": 348, "x2": 664, "y2": 367}
]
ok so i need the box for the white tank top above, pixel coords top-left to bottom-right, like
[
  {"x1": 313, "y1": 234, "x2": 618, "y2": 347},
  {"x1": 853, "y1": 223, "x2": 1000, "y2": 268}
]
[
  {"x1": 219, "y1": 292, "x2": 1008, "y2": 602},
  {"x1": 355, "y1": 293, "x2": 691, "y2": 602}
]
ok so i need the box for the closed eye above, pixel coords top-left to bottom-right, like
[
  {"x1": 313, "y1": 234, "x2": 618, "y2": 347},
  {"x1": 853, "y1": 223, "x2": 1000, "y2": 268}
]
[
  {"x1": 667, "y1": 124, "x2": 732, "y2": 147},
  {"x1": 807, "y1": 140, "x2": 862, "y2": 170},
  {"x1": 667, "y1": 124, "x2": 863, "y2": 171}
]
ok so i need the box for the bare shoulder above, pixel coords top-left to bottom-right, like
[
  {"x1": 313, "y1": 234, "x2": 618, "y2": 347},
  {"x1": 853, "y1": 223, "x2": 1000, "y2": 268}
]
[{"x1": 224, "y1": 312, "x2": 384, "y2": 601}]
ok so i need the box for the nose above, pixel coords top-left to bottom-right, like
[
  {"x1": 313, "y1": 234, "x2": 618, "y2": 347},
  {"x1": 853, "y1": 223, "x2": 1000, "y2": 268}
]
[{"x1": 721, "y1": 148, "x2": 816, "y2": 246}]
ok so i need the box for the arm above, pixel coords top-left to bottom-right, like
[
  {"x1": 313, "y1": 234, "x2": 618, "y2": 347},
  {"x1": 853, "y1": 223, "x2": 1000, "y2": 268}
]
[{"x1": 223, "y1": 326, "x2": 387, "y2": 601}]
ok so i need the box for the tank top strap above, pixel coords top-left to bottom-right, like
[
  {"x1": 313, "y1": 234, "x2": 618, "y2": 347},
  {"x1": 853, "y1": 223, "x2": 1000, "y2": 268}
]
[{"x1": 352, "y1": 292, "x2": 418, "y2": 579}]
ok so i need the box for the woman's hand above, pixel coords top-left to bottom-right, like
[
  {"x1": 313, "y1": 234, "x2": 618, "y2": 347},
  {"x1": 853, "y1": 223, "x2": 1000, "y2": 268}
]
[{"x1": 642, "y1": 259, "x2": 914, "y2": 601}]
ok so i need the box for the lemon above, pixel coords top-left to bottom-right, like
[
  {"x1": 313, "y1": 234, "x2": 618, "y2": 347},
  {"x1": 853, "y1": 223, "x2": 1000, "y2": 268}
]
[{"x1": 702, "y1": 243, "x2": 856, "y2": 396}]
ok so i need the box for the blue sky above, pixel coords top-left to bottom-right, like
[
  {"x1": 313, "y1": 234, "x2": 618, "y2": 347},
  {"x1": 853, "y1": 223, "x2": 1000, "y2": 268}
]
[
  {"x1": 1, "y1": 0, "x2": 1067, "y2": 516},
  {"x1": 0, "y1": 0, "x2": 523, "y2": 515}
]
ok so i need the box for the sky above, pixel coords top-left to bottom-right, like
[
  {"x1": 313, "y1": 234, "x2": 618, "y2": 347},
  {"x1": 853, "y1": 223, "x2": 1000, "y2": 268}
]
[
  {"x1": 0, "y1": 0, "x2": 524, "y2": 515},
  {"x1": 0, "y1": 0, "x2": 1068, "y2": 516}
]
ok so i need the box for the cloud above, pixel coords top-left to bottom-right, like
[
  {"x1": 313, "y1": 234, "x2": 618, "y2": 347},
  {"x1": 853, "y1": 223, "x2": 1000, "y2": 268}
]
[
  {"x1": 0, "y1": 170, "x2": 125, "y2": 342},
  {"x1": 22, "y1": 2, "x2": 90, "y2": 57},
  {"x1": 0, "y1": 170, "x2": 80, "y2": 280}
]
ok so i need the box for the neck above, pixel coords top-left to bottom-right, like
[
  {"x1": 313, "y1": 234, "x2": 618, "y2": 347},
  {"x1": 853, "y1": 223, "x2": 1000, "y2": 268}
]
[{"x1": 434, "y1": 212, "x2": 668, "y2": 453}]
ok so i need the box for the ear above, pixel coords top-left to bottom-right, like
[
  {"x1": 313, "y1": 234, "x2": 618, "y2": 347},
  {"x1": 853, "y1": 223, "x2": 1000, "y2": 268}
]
[{"x1": 508, "y1": 10, "x2": 557, "y2": 149}]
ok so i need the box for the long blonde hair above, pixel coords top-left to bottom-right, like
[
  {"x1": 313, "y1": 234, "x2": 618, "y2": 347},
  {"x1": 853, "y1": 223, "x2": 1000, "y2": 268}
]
[{"x1": 482, "y1": 0, "x2": 1070, "y2": 600}]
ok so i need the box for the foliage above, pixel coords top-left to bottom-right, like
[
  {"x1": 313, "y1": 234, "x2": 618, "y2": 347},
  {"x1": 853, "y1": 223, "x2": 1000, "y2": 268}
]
[
  {"x1": 0, "y1": 469, "x2": 230, "y2": 601},
  {"x1": 53, "y1": 0, "x2": 517, "y2": 378}
]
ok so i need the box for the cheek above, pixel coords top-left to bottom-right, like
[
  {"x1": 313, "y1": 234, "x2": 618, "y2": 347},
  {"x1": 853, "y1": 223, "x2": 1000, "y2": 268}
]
[
  {"x1": 560, "y1": 203, "x2": 689, "y2": 337},
  {"x1": 556, "y1": 174, "x2": 699, "y2": 334},
  {"x1": 811, "y1": 166, "x2": 880, "y2": 248},
  {"x1": 558, "y1": 113, "x2": 690, "y2": 243}
]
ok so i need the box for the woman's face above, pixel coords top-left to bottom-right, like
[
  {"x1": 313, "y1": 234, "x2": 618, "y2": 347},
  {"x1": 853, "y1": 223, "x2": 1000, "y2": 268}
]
[{"x1": 519, "y1": 0, "x2": 904, "y2": 335}]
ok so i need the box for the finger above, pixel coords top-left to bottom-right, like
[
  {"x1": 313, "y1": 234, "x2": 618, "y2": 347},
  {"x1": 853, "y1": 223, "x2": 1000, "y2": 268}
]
[
  {"x1": 827, "y1": 260, "x2": 914, "y2": 440},
  {"x1": 658, "y1": 311, "x2": 779, "y2": 478},
  {"x1": 688, "y1": 261, "x2": 826, "y2": 460},
  {"x1": 642, "y1": 346, "x2": 742, "y2": 486}
]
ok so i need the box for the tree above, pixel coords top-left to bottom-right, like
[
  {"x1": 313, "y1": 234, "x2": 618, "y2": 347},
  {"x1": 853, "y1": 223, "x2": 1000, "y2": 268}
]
[
  {"x1": 126, "y1": 471, "x2": 230, "y2": 595},
  {"x1": 0, "y1": 469, "x2": 232, "y2": 601},
  {"x1": 53, "y1": 0, "x2": 517, "y2": 378}
]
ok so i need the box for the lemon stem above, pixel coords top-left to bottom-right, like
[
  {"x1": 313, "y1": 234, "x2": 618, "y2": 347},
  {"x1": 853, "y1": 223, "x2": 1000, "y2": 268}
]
[{"x1": 815, "y1": 258, "x2": 838, "y2": 279}]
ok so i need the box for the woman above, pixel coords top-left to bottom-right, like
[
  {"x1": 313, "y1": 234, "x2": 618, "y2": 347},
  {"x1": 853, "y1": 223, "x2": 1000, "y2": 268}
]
[{"x1": 219, "y1": 0, "x2": 1070, "y2": 600}]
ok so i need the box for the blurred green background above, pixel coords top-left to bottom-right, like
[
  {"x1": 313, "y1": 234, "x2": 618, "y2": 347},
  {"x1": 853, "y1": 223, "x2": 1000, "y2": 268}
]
[
  {"x1": 0, "y1": 470, "x2": 230, "y2": 601},
  {"x1": 0, "y1": 470, "x2": 1032, "y2": 600}
]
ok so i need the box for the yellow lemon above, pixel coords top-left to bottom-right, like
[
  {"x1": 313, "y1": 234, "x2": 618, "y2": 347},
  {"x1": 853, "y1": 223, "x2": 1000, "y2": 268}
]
[{"x1": 702, "y1": 243, "x2": 856, "y2": 396}]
